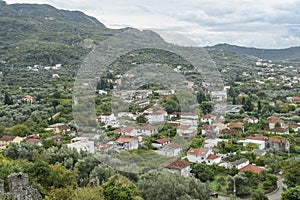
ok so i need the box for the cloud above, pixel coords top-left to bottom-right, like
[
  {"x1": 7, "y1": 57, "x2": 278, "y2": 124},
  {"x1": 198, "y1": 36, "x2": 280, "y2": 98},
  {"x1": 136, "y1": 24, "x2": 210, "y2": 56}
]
[{"x1": 5, "y1": 0, "x2": 300, "y2": 48}]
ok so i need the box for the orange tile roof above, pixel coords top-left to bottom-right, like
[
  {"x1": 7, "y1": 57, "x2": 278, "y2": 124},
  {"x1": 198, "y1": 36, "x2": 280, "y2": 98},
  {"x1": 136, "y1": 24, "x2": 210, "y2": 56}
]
[
  {"x1": 240, "y1": 164, "x2": 264, "y2": 173},
  {"x1": 268, "y1": 137, "x2": 288, "y2": 143},
  {"x1": 154, "y1": 138, "x2": 170, "y2": 144},
  {"x1": 228, "y1": 122, "x2": 244, "y2": 129},
  {"x1": 187, "y1": 147, "x2": 209, "y2": 156},
  {"x1": 160, "y1": 158, "x2": 190, "y2": 170},
  {"x1": 0, "y1": 136, "x2": 16, "y2": 142},
  {"x1": 246, "y1": 135, "x2": 268, "y2": 141},
  {"x1": 207, "y1": 154, "x2": 219, "y2": 160},
  {"x1": 268, "y1": 117, "x2": 284, "y2": 123},
  {"x1": 115, "y1": 135, "x2": 137, "y2": 144}
]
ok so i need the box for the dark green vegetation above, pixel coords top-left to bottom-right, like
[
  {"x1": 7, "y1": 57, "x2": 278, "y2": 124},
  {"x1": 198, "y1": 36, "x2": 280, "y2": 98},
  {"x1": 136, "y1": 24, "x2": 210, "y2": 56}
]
[{"x1": 207, "y1": 43, "x2": 300, "y2": 61}]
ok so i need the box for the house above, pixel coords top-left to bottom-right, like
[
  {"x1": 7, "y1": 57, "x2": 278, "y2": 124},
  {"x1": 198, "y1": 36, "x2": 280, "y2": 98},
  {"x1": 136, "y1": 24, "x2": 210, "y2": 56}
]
[
  {"x1": 147, "y1": 110, "x2": 167, "y2": 123},
  {"x1": 228, "y1": 158, "x2": 249, "y2": 170},
  {"x1": 176, "y1": 125, "x2": 195, "y2": 136},
  {"x1": 152, "y1": 138, "x2": 170, "y2": 149},
  {"x1": 71, "y1": 137, "x2": 89, "y2": 143},
  {"x1": 25, "y1": 138, "x2": 42, "y2": 146},
  {"x1": 114, "y1": 126, "x2": 137, "y2": 136},
  {"x1": 100, "y1": 114, "x2": 116, "y2": 125},
  {"x1": 228, "y1": 122, "x2": 244, "y2": 132},
  {"x1": 237, "y1": 139, "x2": 265, "y2": 150},
  {"x1": 269, "y1": 127, "x2": 289, "y2": 135},
  {"x1": 159, "y1": 158, "x2": 191, "y2": 177},
  {"x1": 135, "y1": 124, "x2": 157, "y2": 136},
  {"x1": 0, "y1": 136, "x2": 23, "y2": 150},
  {"x1": 187, "y1": 147, "x2": 210, "y2": 163},
  {"x1": 267, "y1": 137, "x2": 290, "y2": 152},
  {"x1": 181, "y1": 112, "x2": 199, "y2": 120},
  {"x1": 211, "y1": 90, "x2": 227, "y2": 101},
  {"x1": 291, "y1": 96, "x2": 300, "y2": 104},
  {"x1": 67, "y1": 140, "x2": 95, "y2": 153},
  {"x1": 51, "y1": 135, "x2": 63, "y2": 143},
  {"x1": 202, "y1": 124, "x2": 220, "y2": 135},
  {"x1": 54, "y1": 124, "x2": 71, "y2": 135},
  {"x1": 220, "y1": 128, "x2": 242, "y2": 135},
  {"x1": 252, "y1": 149, "x2": 267, "y2": 158},
  {"x1": 20, "y1": 95, "x2": 34, "y2": 104},
  {"x1": 95, "y1": 144, "x2": 114, "y2": 152},
  {"x1": 268, "y1": 117, "x2": 284, "y2": 129},
  {"x1": 288, "y1": 122, "x2": 300, "y2": 133},
  {"x1": 243, "y1": 117, "x2": 258, "y2": 124},
  {"x1": 187, "y1": 147, "x2": 221, "y2": 165},
  {"x1": 245, "y1": 135, "x2": 268, "y2": 141},
  {"x1": 115, "y1": 135, "x2": 138, "y2": 150},
  {"x1": 156, "y1": 143, "x2": 182, "y2": 157},
  {"x1": 240, "y1": 164, "x2": 264, "y2": 173},
  {"x1": 201, "y1": 114, "x2": 216, "y2": 124}
]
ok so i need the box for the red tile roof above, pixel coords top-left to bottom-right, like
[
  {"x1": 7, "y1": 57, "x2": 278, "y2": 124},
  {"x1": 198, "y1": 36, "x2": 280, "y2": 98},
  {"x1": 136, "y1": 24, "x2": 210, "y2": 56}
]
[
  {"x1": 154, "y1": 138, "x2": 170, "y2": 144},
  {"x1": 187, "y1": 147, "x2": 209, "y2": 156},
  {"x1": 246, "y1": 135, "x2": 268, "y2": 141},
  {"x1": 177, "y1": 125, "x2": 191, "y2": 130},
  {"x1": 202, "y1": 114, "x2": 215, "y2": 119},
  {"x1": 269, "y1": 127, "x2": 288, "y2": 133},
  {"x1": 228, "y1": 122, "x2": 244, "y2": 129},
  {"x1": 268, "y1": 117, "x2": 284, "y2": 123},
  {"x1": 207, "y1": 154, "x2": 219, "y2": 160},
  {"x1": 268, "y1": 137, "x2": 288, "y2": 143},
  {"x1": 160, "y1": 158, "x2": 190, "y2": 170},
  {"x1": 115, "y1": 135, "x2": 137, "y2": 144},
  {"x1": 0, "y1": 136, "x2": 16, "y2": 142},
  {"x1": 240, "y1": 164, "x2": 264, "y2": 173}
]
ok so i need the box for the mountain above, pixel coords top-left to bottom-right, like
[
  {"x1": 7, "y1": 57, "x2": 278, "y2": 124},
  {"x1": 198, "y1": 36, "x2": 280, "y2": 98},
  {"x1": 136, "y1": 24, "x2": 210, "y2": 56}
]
[
  {"x1": 0, "y1": 1, "x2": 118, "y2": 66},
  {"x1": 206, "y1": 43, "x2": 300, "y2": 61}
]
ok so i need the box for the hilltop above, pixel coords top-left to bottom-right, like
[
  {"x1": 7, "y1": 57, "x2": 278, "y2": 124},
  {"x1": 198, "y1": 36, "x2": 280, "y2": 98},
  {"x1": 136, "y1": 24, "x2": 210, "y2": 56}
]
[{"x1": 206, "y1": 43, "x2": 300, "y2": 61}]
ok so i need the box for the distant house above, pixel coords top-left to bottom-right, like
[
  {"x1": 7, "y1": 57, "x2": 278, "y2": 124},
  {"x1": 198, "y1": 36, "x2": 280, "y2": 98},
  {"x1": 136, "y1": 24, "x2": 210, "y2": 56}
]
[
  {"x1": 243, "y1": 117, "x2": 258, "y2": 124},
  {"x1": 237, "y1": 139, "x2": 266, "y2": 150},
  {"x1": 0, "y1": 136, "x2": 23, "y2": 150},
  {"x1": 202, "y1": 124, "x2": 220, "y2": 135},
  {"x1": 269, "y1": 127, "x2": 289, "y2": 135},
  {"x1": 114, "y1": 126, "x2": 137, "y2": 136},
  {"x1": 201, "y1": 114, "x2": 216, "y2": 125},
  {"x1": 95, "y1": 144, "x2": 114, "y2": 152},
  {"x1": 267, "y1": 137, "x2": 290, "y2": 152},
  {"x1": 228, "y1": 122, "x2": 244, "y2": 132},
  {"x1": 67, "y1": 140, "x2": 95, "y2": 154},
  {"x1": 147, "y1": 110, "x2": 167, "y2": 123},
  {"x1": 152, "y1": 138, "x2": 170, "y2": 149},
  {"x1": 181, "y1": 112, "x2": 199, "y2": 120},
  {"x1": 288, "y1": 122, "x2": 300, "y2": 133},
  {"x1": 291, "y1": 96, "x2": 300, "y2": 104},
  {"x1": 100, "y1": 114, "x2": 116, "y2": 125},
  {"x1": 55, "y1": 124, "x2": 71, "y2": 135},
  {"x1": 211, "y1": 90, "x2": 227, "y2": 101},
  {"x1": 20, "y1": 95, "x2": 34, "y2": 104},
  {"x1": 224, "y1": 158, "x2": 249, "y2": 170},
  {"x1": 240, "y1": 164, "x2": 264, "y2": 173},
  {"x1": 176, "y1": 125, "x2": 194, "y2": 136},
  {"x1": 187, "y1": 147, "x2": 221, "y2": 165},
  {"x1": 156, "y1": 143, "x2": 182, "y2": 157},
  {"x1": 135, "y1": 124, "x2": 157, "y2": 136},
  {"x1": 25, "y1": 138, "x2": 42, "y2": 146},
  {"x1": 268, "y1": 117, "x2": 284, "y2": 129},
  {"x1": 51, "y1": 135, "x2": 63, "y2": 143},
  {"x1": 159, "y1": 158, "x2": 191, "y2": 177},
  {"x1": 115, "y1": 135, "x2": 138, "y2": 150}
]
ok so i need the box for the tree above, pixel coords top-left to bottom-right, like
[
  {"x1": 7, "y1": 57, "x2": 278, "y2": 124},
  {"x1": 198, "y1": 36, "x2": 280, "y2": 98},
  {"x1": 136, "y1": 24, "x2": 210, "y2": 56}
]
[
  {"x1": 4, "y1": 92, "x2": 13, "y2": 105},
  {"x1": 190, "y1": 137, "x2": 204, "y2": 148},
  {"x1": 281, "y1": 187, "x2": 300, "y2": 200},
  {"x1": 90, "y1": 164, "x2": 115, "y2": 185},
  {"x1": 251, "y1": 189, "x2": 268, "y2": 200},
  {"x1": 10, "y1": 124, "x2": 31, "y2": 137},
  {"x1": 138, "y1": 170, "x2": 210, "y2": 200},
  {"x1": 136, "y1": 115, "x2": 147, "y2": 124},
  {"x1": 200, "y1": 101, "x2": 213, "y2": 115},
  {"x1": 192, "y1": 163, "x2": 215, "y2": 182},
  {"x1": 102, "y1": 174, "x2": 140, "y2": 200}
]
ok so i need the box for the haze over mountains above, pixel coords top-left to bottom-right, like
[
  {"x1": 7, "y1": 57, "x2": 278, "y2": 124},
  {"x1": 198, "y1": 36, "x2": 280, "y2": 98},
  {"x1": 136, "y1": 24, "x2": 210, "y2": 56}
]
[{"x1": 1, "y1": 0, "x2": 300, "y2": 62}]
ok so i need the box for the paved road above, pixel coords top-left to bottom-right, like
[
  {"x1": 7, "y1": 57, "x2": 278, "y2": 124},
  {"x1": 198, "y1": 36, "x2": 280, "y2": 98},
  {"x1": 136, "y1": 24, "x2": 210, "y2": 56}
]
[
  {"x1": 268, "y1": 176, "x2": 284, "y2": 200},
  {"x1": 217, "y1": 176, "x2": 284, "y2": 200}
]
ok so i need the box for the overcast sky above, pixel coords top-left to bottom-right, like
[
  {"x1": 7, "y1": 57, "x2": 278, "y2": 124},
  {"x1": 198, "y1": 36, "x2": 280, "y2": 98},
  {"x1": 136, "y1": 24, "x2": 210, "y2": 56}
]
[{"x1": 5, "y1": 0, "x2": 300, "y2": 48}]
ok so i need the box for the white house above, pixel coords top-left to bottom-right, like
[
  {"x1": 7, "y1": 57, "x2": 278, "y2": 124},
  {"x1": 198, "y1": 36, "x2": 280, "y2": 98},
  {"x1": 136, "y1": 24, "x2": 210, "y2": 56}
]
[
  {"x1": 176, "y1": 125, "x2": 195, "y2": 136},
  {"x1": 114, "y1": 135, "x2": 139, "y2": 150},
  {"x1": 135, "y1": 124, "x2": 157, "y2": 136},
  {"x1": 67, "y1": 141, "x2": 95, "y2": 154},
  {"x1": 114, "y1": 126, "x2": 137, "y2": 136},
  {"x1": 181, "y1": 112, "x2": 199, "y2": 120},
  {"x1": 156, "y1": 143, "x2": 182, "y2": 157},
  {"x1": 201, "y1": 114, "x2": 216, "y2": 125},
  {"x1": 100, "y1": 114, "x2": 116, "y2": 125},
  {"x1": 147, "y1": 110, "x2": 167, "y2": 123},
  {"x1": 152, "y1": 138, "x2": 170, "y2": 149},
  {"x1": 219, "y1": 158, "x2": 249, "y2": 170},
  {"x1": 211, "y1": 90, "x2": 227, "y2": 101},
  {"x1": 159, "y1": 158, "x2": 191, "y2": 177},
  {"x1": 237, "y1": 139, "x2": 265, "y2": 150}
]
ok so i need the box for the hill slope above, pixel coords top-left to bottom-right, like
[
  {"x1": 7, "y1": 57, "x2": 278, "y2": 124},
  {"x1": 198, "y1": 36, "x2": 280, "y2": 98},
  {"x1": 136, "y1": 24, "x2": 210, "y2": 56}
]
[{"x1": 206, "y1": 43, "x2": 300, "y2": 61}]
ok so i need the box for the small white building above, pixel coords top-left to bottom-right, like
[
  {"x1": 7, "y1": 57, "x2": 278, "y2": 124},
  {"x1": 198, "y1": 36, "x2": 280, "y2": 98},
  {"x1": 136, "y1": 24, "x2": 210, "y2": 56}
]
[
  {"x1": 159, "y1": 158, "x2": 191, "y2": 177},
  {"x1": 67, "y1": 141, "x2": 95, "y2": 154},
  {"x1": 156, "y1": 143, "x2": 182, "y2": 157},
  {"x1": 201, "y1": 114, "x2": 216, "y2": 125},
  {"x1": 147, "y1": 110, "x2": 167, "y2": 123},
  {"x1": 237, "y1": 139, "x2": 266, "y2": 150}
]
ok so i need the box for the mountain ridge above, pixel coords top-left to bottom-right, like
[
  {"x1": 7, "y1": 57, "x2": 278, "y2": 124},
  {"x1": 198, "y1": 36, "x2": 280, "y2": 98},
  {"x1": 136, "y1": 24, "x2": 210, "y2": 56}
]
[{"x1": 205, "y1": 43, "x2": 300, "y2": 61}]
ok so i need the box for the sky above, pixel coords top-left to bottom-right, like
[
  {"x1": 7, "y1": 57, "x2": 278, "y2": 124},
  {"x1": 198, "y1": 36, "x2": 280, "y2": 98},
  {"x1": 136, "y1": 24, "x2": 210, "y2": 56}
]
[{"x1": 5, "y1": 0, "x2": 300, "y2": 48}]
